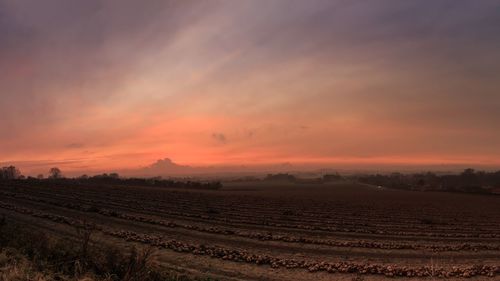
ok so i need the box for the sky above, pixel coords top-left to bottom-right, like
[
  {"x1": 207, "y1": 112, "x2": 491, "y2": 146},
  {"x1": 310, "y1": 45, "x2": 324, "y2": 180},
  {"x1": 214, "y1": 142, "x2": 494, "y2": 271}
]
[{"x1": 1, "y1": 0, "x2": 500, "y2": 176}]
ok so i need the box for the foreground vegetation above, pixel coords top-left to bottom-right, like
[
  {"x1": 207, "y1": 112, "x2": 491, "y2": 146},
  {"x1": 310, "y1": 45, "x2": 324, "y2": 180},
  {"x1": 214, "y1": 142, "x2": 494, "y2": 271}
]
[{"x1": 0, "y1": 216, "x2": 215, "y2": 281}]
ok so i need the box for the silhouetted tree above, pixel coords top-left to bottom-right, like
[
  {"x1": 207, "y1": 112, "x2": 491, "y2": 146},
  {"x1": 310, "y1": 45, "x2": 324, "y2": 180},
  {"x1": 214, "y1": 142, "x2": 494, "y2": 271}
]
[
  {"x1": 460, "y1": 168, "x2": 479, "y2": 186},
  {"x1": 462, "y1": 168, "x2": 475, "y2": 175},
  {"x1": 0, "y1": 166, "x2": 21, "y2": 180},
  {"x1": 49, "y1": 167, "x2": 62, "y2": 179}
]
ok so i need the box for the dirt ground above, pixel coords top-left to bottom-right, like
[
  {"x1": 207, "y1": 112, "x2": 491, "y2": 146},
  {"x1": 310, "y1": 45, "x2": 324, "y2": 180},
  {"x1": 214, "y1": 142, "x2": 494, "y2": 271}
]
[{"x1": 0, "y1": 180, "x2": 498, "y2": 280}]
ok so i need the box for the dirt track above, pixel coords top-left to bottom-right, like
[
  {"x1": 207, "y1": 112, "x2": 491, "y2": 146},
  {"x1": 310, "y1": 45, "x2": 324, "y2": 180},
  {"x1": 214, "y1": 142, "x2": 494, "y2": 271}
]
[{"x1": 1, "y1": 180, "x2": 499, "y2": 280}]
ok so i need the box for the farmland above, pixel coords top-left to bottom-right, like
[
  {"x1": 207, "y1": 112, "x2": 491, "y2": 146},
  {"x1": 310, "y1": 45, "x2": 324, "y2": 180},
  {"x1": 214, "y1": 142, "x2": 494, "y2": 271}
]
[{"x1": 0, "y1": 180, "x2": 499, "y2": 280}]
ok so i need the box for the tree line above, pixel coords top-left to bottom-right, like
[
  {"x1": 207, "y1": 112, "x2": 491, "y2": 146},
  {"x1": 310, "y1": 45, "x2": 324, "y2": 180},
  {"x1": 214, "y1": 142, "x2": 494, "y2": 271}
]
[
  {"x1": 0, "y1": 166, "x2": 62, "y2": 180},
  {"x1": 356, "y1": 168, "x2": 500, "y2": 195},
  {"x1": 0, "y1": 166, "x2": 222, "y2": 190}
]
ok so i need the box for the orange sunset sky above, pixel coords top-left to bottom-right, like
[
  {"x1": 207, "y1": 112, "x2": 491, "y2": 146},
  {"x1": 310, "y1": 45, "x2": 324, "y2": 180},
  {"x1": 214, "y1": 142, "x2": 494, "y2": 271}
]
[{"x1": 1, "y1": 1, "x2": 500, "y2": 176}]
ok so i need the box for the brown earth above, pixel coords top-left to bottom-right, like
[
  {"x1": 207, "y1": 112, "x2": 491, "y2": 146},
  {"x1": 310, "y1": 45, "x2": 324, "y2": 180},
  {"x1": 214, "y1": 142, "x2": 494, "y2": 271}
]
[{"x1": 0, "y1": 180, "x2": 498, "y2": 280}]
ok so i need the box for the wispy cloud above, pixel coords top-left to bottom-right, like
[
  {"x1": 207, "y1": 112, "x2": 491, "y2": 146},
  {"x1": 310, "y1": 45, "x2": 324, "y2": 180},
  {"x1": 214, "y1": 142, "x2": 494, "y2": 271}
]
[
  {"x1": 212, "y1": 133, "x2": 227, "y2": 144},
  {"x1": 66, "y1": 143, "x2": 85, "y2": 149},
  {"x1": 1, "y1": 0, "x2": 500, "y2": 173}
]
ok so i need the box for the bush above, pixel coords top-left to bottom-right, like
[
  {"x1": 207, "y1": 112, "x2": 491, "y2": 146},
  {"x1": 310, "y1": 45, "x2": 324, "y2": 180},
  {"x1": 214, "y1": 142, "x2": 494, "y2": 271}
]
[{"x1": 0, "y1": 216, "x2": 217, "y2": 281}]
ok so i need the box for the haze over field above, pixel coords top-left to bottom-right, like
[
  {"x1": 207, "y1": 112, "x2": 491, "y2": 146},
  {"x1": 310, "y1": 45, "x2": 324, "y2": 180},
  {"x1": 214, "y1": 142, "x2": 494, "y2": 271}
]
[
  {"x1": 1, "y1": 0, "x2": 500, "y2": 176},
  {"x1": 1, "y1": 2, "x2": 500, "y2": 280}
]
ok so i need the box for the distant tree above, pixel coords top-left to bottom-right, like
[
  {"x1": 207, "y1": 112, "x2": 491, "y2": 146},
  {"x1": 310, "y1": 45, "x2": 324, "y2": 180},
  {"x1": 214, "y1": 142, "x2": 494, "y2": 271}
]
[
  {"x1": 109, "y1": 173, "x2": 119, "y2": 179},
  {"x1": 78, "y1": 174, "x2": 89, "y2": 180},
  {"x1": 461, "y1": 168, "x2": 476, "y2": 176},
  {"x1": 49, "y1": 167, "x2": 62, "y2": 179},
  {"x1": 37, "y1": 174, "x2": 44, "y2": 179},
  {"x1": 460, "y1": 168, "x2": 478, "y2": 186},
  {"x1": 0, "y1": 166, "x2": 21, "y2": 180}
]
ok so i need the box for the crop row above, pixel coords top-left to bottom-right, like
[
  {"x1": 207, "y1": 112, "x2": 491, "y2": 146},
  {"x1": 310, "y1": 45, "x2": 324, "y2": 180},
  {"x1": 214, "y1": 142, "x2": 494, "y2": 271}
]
[
  {"x1": 0, "y1": 200, "x2": 497, "y2": 278},
  {"x1": 107, "y1": 230, "x2": 498, "y2": 278},
  {"x1": 1, "y1": 187, "x2": 500, "y2": 240},
  {"x1": 7, "y1": 182, "x2": 496, "y2": 228},
  {"x1": 6, "y1": 183, "x2": 498, "y2": 237},
  {"x1": 1, "y1": 193, "x2": 499, "y2": 253}
]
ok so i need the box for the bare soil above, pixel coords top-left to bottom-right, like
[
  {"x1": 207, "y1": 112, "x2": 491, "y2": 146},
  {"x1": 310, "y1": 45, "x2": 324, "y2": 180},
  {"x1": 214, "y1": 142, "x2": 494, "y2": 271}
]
[{"x1": 0, "y1": 180, "x2": 498, "y2": 280}]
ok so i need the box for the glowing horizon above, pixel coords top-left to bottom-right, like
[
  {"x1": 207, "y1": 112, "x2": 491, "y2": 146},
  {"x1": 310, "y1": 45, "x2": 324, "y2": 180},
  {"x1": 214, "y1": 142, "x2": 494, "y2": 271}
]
[{"x1": 1, "y1": 1, "x2": 500, "y2": 175}]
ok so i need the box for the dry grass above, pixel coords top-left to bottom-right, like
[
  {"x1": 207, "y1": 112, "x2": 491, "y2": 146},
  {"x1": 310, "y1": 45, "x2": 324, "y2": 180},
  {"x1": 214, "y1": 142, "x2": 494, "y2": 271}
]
[{"x1": 0, "y1": 217, "x2": 216, "y2": 281}]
